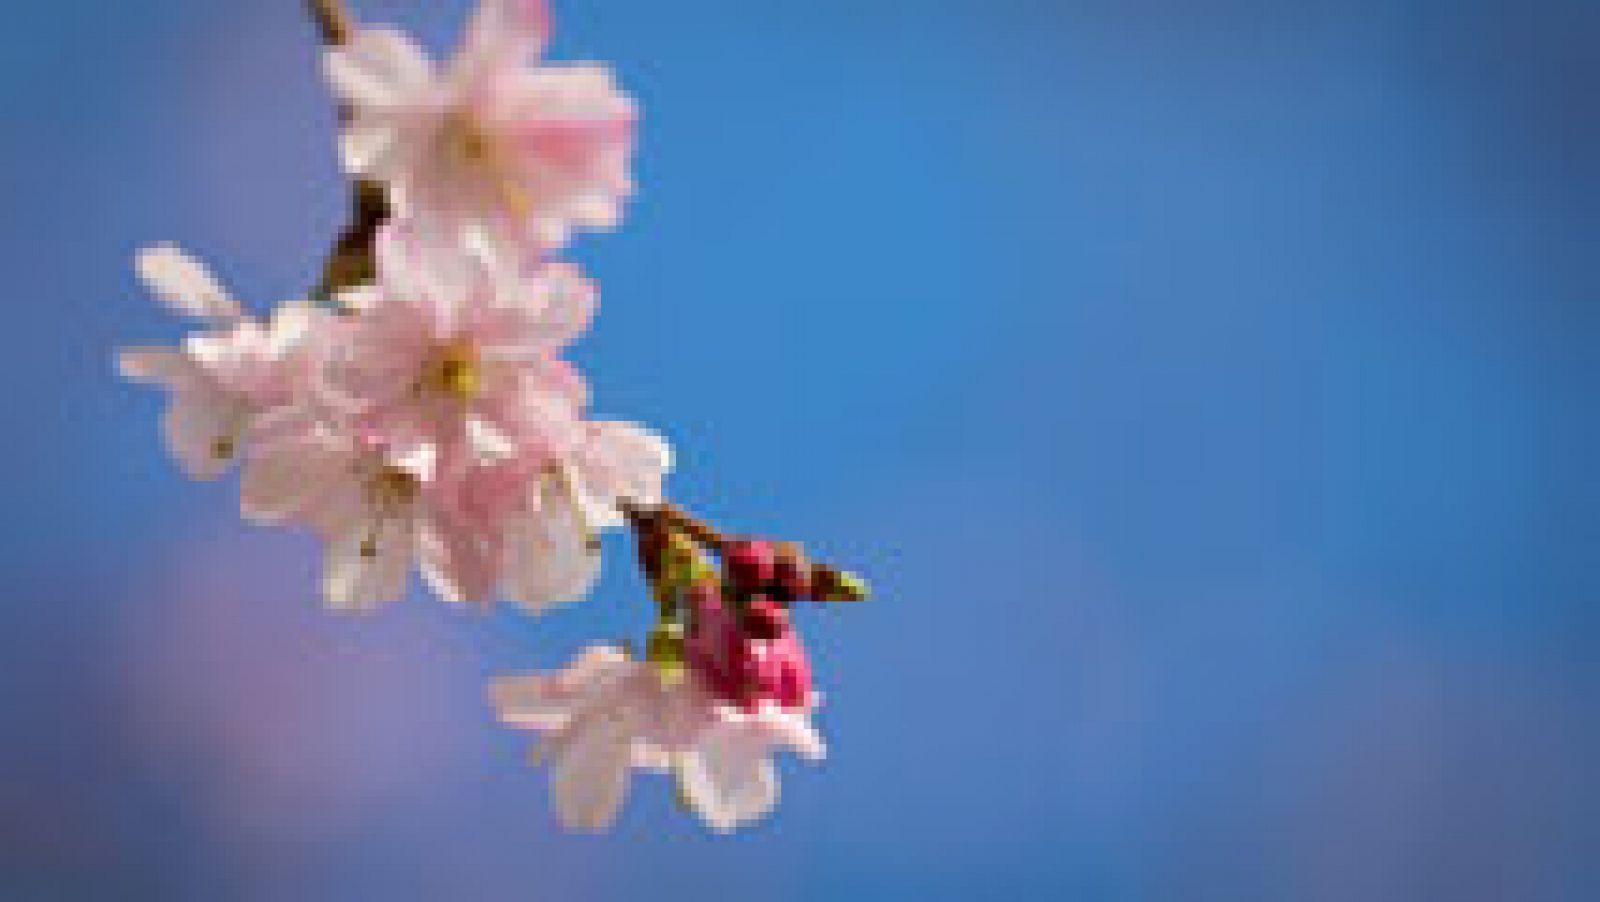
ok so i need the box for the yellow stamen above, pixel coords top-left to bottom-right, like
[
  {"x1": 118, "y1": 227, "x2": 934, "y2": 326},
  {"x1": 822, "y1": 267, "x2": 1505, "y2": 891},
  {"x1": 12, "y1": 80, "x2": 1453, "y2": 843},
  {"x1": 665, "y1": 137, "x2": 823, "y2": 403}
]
[{"x1": 420, "y1": 342, "x2": 482, "y2": 402}]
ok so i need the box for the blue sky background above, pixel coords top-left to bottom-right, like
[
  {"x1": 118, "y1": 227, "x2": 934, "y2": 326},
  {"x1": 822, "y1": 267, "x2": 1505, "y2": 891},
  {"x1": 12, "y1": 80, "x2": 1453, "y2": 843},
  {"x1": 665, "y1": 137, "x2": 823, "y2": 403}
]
[{"x1": 1, "y1": 1, "x2": 1596, "y2": 899}]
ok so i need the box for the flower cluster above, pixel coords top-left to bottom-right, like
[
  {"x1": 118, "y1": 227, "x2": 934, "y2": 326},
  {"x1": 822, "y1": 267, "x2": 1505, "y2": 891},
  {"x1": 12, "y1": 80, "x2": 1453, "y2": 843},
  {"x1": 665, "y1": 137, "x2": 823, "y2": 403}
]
[
  {"x1": 119, "y1": 0, "x2": 866, "y2": 834},
  {"x1": 493, "y1": 506, "x2": 866, "y2": 831}
]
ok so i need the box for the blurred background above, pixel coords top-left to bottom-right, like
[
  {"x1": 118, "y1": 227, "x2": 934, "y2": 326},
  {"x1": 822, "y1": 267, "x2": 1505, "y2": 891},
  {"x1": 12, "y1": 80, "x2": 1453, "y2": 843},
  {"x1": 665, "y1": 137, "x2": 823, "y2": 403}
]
[{"x1": 2, "y1": 0, "x2": 1597, "y2": 898}]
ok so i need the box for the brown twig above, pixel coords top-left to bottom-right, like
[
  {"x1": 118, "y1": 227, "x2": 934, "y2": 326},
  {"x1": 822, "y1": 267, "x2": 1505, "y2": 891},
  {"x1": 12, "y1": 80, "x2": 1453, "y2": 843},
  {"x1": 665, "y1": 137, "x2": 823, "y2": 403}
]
[
  {"x1": 302, "y1": 0, "x2": 390, "y2": 300},
  {"x1": 305, "y1": 0, "x2": 353, "y2": 46},
  {"x1": 620, "y1": 500, "x2": 869, "y2": 603}
]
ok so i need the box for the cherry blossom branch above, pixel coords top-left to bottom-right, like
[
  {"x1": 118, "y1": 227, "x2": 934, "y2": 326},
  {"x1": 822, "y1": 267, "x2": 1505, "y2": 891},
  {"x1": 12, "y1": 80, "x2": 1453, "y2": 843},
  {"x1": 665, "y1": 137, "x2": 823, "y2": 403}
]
[
  {"x1": 112, "y1": 0, "x2": 872, "y2": 834},
  {"x1": 298, "y1": 0, "x2": 868, "y2": 605},
  {"x1": 620, "y1": 500, "x2": 869, "y2": 604}
]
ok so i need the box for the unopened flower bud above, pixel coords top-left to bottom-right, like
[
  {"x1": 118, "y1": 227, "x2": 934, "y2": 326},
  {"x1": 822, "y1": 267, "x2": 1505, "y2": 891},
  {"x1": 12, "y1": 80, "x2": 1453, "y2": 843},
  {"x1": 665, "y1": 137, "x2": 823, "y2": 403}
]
[
  {"x1": 743, "y1": 596, "x2": 790, "y2": 640},
  {"x1": 771, "y1": 542, "x2": 813, "y2": 601},
  {"x1": 722, "y1": 538, "x2": 776, "y2": 592},
  {"x1": 818, "y1": 568, "x2": 871, "y2": 602}
]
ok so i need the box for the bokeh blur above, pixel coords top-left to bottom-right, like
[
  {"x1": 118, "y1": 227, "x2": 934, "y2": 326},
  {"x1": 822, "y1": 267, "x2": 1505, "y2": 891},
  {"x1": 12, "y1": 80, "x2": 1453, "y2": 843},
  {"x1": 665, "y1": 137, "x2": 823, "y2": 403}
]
[{"x1": 2, "y1": 0, "x2": 1597, "y2": 899}]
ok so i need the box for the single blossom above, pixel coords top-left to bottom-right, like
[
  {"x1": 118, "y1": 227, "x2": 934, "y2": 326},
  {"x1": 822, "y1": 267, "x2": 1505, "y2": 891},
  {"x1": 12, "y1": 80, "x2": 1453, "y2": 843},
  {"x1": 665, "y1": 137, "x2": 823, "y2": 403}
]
[
  {"x1": 491, "y1": 644, "x2": 826, "y2": 833},
  {"x1": 119, "y1": 244, "x2": 329, "y2": 480},
  {"x1": 324, "y1": 221, "x2": 596, "y2": 475},
  {"x1": 326, "y1": 0, "x2": 636, "y2": 252}
]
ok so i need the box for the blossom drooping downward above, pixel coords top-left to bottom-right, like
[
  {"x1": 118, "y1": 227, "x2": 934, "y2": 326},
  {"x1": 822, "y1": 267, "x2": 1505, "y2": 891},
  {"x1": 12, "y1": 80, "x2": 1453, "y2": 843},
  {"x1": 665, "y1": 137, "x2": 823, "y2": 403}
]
[
  {"x1": 491, "y1": 528, "x2": 834, "y2": 833},
  {"x1": 326, "y1": 0, "x2": 635, "y2": 253},
  {"x1": 491, "y1": 643, "x2": 826, "y2": 833}
]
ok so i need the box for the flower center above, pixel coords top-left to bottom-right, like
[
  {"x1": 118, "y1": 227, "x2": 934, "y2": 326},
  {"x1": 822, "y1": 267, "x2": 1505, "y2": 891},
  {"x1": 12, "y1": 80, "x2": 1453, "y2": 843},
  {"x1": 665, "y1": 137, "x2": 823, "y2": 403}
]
[
  {"x1": 367, "y1": 465, "x2": 419, "y2": 514},
  {"x1": 441, "y1": 111, "x2": 497, "y2": 166},
  {"x1": 420, "y1": 342, "x2": 482, "y2": 402},
  {"x1": 438, "y1": 111, "x2": 532, "y2": 220}
]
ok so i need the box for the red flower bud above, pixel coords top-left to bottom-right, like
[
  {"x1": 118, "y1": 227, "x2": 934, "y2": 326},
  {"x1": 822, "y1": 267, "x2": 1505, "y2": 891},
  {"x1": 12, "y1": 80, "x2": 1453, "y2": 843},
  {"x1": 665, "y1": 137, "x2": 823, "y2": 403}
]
[
  {"x1": 743, "y1": 595, "x2": 790, "y2": 640},
  {"x1": 722, "y1": 538, "x2": 776, "y2": 592},
  {"x1": 771, "y1": 542, "x2": 813, "y2": 601}
]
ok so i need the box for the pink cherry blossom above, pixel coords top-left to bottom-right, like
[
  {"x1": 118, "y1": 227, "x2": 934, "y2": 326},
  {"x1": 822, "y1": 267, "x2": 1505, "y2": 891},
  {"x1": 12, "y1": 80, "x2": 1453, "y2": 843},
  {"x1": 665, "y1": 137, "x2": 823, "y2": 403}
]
[
  {"x1": 323, "y1": 221, "x2": 595, "y2": 476},
  {"x1": 119, "y1": 245, "x2": 331, "y2": 480},
  {"x1": 325, "y1": 0, "x2": 635, "y2": 253},
  {"x1": 490, "y1": 645, "x2": 825, "y2": 833}
]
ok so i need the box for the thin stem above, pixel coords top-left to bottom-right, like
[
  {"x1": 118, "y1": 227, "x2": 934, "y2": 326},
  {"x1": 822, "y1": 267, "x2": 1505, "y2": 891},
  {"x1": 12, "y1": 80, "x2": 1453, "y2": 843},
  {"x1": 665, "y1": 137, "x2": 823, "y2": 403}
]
[
  {"x1": 302, "y1": 0, "x2": 390, "y2": 301},
  {"x1": 305, "y1": 0, "x2": 353, "y2": 46},
  {"x1": 620, "y1": 500, "x2": 870, "y2": 603}
]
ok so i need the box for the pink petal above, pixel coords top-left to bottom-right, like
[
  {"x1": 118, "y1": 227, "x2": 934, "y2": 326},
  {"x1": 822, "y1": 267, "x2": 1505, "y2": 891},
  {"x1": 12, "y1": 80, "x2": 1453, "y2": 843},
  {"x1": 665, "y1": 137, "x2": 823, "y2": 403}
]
[
  {"x1": 416, "y1": 507, "x2": 500, "y2": 605},
  {"x1": 489, "y1": 645, "x2": 632, "y2": 731},
  {"x1": 455, "y1": 0, "x2": 550, "y2": 78}
]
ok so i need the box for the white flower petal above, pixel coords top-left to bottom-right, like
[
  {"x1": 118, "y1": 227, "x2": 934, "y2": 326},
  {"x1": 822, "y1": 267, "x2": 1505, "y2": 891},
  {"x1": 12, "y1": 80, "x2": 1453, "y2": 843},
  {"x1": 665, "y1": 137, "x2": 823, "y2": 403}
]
[
  {"x1": 322, "y1": 517, "x2": 412, "y2": 611},
  {"x1": 135, "y1": 244, "x2": 242, "y2": 321},
  {"x1": 339, "y1": 120, "x2": 404, "y2": 177},
  {"x1": 390, "y1": 439, "x2": 439, "y2": 484},
  {"x1": 678, "y1": 728, "x2": 780, "y2": 834},
  {"x1": 455, "y1": 0, "x2": 550, "y2": 77},
  {"x1": 466, "y1": 416, "x2": 517, "y2": 465},
  {"x1": 323, "y1": 27, "x2": 435, "y2": 111},
  {"x1": 758, "y1": 708, "x2": 828, "y2": 762},
  {"x1": 118, "y1": 346, "x2": 197, "y2": 389},
  {"x1": 501, "y1": 475, "x2": 600, "y2": 614},
  {"x1": 572, "y1": 421, "x2": 672, "y2": 529},
  {"x1": 549, "y1": 712, "x2": 634, "y2": 833},
  {"x1": 162, "y1": 390, "x2": 245, "y2": 481}
]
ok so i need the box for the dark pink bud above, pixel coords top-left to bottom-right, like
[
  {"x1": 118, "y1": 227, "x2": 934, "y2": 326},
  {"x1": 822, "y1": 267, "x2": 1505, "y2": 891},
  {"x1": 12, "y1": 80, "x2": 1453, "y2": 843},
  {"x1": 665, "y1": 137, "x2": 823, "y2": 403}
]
[
  {"x1": 771, "y1": 542, "x2": 813, "y2": 600},
  {"x1": 739, "y1": 630, "x2": 813, "y2": 711},
  {"x1": 768, "y1": 630, "x2": 814, "y2": 709},
  {"x1": 723, "y1": 538, "x2": 777, "y2": 591},
  {"x1": 743, "y1": 596, "x2": 790, "y2": 640},
  {"x1": 685, "y1": 585, "x2": 814, "y2": 711}
]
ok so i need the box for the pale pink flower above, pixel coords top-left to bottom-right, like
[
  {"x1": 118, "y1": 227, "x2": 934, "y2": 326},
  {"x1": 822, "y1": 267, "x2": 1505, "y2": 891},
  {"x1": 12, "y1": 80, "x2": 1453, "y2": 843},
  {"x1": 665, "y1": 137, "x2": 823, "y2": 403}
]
[
  {"x1": 119, "y1": 244, "x2": 330, "y2": 480},
  {"x1": 240, "y1": 412, "x2": 511, "y2": 610},
  {"x1": 491, "y1": 644, "x2": 825, "y2": 833},
  {"x1": 324, "y1": 222, "x2": 595, "y2": 476},
  {"x1": 326, "y1": 0, "x2": 636, "y2": 252}
]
